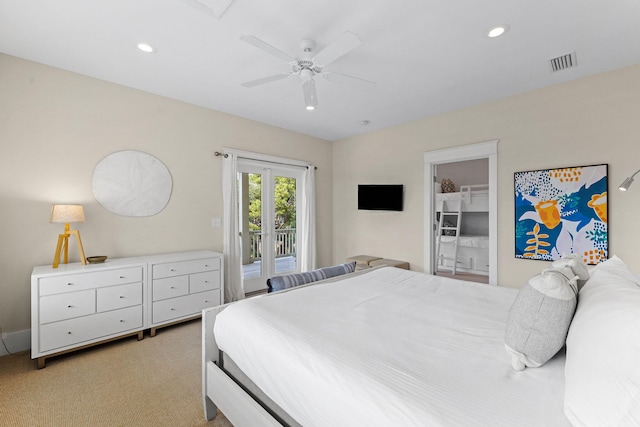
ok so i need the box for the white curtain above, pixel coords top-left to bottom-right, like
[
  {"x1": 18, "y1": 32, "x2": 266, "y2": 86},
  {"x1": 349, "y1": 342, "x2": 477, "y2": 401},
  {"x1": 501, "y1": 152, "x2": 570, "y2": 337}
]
[
  {"x1": 222, "y1": 153, "x2": 244, "y2": 302},
  {"x1": 298, "y1": 166, "x2": 317, "y2": 271}
]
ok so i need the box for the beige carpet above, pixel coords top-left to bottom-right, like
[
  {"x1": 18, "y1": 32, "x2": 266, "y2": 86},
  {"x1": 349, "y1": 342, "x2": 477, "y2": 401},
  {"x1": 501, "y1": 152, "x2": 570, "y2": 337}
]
[{"x1": 0, "y1": 319, "x2": 233, "y2": 427}]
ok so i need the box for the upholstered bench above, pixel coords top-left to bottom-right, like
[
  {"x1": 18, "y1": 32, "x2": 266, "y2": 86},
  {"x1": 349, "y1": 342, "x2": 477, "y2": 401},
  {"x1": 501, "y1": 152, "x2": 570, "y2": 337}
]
[
  {"x1": 370, "y1": 258, "x2": 410, "y2": 270},
  {"x1": 346, "y1": 255, "x2": 382, "y2": 270},
  {"x1": 347, "y1": 255, "x2": 409, "y2": 270}
]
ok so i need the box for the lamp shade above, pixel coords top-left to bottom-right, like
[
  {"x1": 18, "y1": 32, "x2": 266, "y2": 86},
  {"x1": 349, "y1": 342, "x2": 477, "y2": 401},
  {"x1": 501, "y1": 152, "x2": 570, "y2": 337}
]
[
  {"x1": 50, "y1": 204, "x2": 85, "y2": 224},
  {"x1": 619, "y1": 169, "x2": 640, "y2": 192},
  {"x1": 619, "y1": 177, "x2": 634, "y2": 191}
]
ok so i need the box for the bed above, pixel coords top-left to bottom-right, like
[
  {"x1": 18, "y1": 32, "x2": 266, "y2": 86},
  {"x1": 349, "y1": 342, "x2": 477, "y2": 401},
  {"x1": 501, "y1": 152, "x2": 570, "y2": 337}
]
[
  {"x1": 436, "y1": 185, "x2": 490, "y2": 275},
  {"x1": 438, "y1": 235, "x2": 490, "y2": 275},
  {"x1": 202, "y1": 258, "x2": 640, "y2": 426},
  {"x1": 436, "y1": 184, "x2": 489, "y2": 212}
]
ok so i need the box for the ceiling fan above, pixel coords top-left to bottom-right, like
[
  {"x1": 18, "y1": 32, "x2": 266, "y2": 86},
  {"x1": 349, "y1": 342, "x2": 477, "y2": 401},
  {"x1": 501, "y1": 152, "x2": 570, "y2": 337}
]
[{"x1": 240, "y1": 31, "x2": 376, "y2": 110}]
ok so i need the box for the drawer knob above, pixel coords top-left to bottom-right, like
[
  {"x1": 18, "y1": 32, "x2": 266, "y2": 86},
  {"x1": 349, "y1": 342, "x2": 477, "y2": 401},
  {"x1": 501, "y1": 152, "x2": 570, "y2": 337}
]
[
  {"x1": 205, "y1": 300, "x2": 209, "y2": 303},
  {"x1": 204, "y1": 264, "x2": 209, "y2": 267},
  {"x1": 170, "y1": 268, "x2": 176, "y2": 272},
  {"x1": 67, "y1": 305, "x2": 73, "y2": 308},
  {"x1": 67, "y1": 283, "x2": 72, "y2": 286},
  {"x1": 120, "y1": 320, "x2": 125, "y2": 323},
  {"x1": 119, "y1": 276, "x2": 125, "y2": 279},
  {"x1": 119, "y1": 296, "x2": 125, "y2": 299},
  {"x1": 170, "y1": 286, "x2": 175, "y2": 289},
  {"x1": 67, "y1": 331, "x2": 72, "y2": 335},
  {"x1": 170, "y1": 308, "x2": 175, "y2": 311}
]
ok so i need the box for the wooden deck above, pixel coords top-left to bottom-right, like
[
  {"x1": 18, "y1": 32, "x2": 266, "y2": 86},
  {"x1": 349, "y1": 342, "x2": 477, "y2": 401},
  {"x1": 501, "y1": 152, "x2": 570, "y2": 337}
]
[{"x1": 242, "y1": 256, "x2": 297, "y2": 279}]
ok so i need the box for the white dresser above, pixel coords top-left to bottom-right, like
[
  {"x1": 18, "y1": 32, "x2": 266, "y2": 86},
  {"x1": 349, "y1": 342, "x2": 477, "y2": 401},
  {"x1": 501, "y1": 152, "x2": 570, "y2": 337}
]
[
  {"x1": 147, "y1": 252, "x2": 223, "y2": 336},
  {"x1": 31, "y1": 250, "x2": 223, "y2": 368}
]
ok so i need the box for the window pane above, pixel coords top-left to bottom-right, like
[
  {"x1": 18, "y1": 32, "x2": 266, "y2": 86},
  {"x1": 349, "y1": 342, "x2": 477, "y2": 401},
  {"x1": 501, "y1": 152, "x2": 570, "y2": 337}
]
[
  {"x1": 274, "y1": 175, "x2": 297, "y2": 274},
  {"x1": 240, "y1": 172, "x2": 263, "y2": 280}
]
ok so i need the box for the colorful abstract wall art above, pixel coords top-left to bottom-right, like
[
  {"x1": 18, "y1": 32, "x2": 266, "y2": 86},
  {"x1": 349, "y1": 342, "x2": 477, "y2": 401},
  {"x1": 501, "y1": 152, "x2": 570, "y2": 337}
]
[{"x1": 514, "y1": 164, "x2": 608, "y2": 265}]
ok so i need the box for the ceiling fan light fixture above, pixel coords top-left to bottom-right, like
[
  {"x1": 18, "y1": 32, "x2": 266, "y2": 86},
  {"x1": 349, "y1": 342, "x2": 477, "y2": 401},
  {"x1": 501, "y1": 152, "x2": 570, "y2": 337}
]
[
  {"x1": 302, "y1": 79, "x2": 318, "y2": 111},
  {"x1": 300, "y1": 68, "x2": 313, "y2": 82}
]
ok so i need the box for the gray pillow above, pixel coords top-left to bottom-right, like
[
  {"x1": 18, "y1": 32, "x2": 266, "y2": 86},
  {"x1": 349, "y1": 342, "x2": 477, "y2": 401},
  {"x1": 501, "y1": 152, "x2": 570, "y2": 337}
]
[{"x1": 504, "y1": 254, "x2": 588, "y2": 370}]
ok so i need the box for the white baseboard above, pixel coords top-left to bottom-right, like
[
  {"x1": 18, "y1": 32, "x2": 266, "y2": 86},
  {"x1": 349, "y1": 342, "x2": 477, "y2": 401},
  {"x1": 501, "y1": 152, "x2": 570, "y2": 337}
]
[{"x1": 0, "y1": 329, "x2": 31, "y2": 356}]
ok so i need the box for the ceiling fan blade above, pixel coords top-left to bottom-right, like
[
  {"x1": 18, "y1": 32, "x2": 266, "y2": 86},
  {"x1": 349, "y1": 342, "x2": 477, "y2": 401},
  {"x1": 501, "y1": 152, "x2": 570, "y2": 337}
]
[
  {"x1": 323, "y1": 71, "x2": 376, "y2": 90},
  {"x1": 180, "y1": 0, "x2": 234, "y2": 19},
  {"x1": 240, "y1": 35, "x2": 294, "y2": 63},
  {"x1": 313, "y1": 31, "x2": 362, "y2": 66},
  {"x1": 241, "y1": 73, "x2": 291, "y2": 88},
  {"x1": 302, "y1": 80, "x2": 318, "y2": 110}
]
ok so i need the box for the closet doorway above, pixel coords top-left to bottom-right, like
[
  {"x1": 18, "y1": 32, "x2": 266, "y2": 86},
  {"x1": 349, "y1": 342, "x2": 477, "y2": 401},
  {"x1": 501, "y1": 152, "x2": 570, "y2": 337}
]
[
  {"x1": 423, "y1": 141, "x2": 498, "y2": 285},
  {"x1": 435, "y1": 159, "x2": 489, "y2": 283}
]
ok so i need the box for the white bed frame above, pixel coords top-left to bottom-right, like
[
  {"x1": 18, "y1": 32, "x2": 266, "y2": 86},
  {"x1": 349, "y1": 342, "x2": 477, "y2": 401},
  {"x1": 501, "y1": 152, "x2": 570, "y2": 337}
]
[{"x1": 202, "y1": 304, "x2": 284, "y2": 426}]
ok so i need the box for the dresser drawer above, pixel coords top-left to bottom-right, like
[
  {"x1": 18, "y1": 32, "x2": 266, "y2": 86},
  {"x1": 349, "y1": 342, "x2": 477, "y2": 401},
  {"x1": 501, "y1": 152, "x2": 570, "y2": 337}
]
[
  {"x1": 190, "y1": 271, "x2": 221, "y2": 294},
  {"x1": 39, "y1": 267, "x2": 143, "y2": 296},
  {"x1": 39, "y1": 289, "x2": 96, "y2": 324},
  {"x1": 152, "y1": 290, "x2": 221, "y2": 324},
  {"x1": 97, "y1": 282, "x2": 142, "y2": 312},
  {"x1": 39, "y1": 305, "x2": 143, "y2": 352},
  {"x1": 152, "y1": 257, "x2": 220, "y2": 279},
  {"x1": 152, "y1": 276, "x2": 189, "y2": 301}
]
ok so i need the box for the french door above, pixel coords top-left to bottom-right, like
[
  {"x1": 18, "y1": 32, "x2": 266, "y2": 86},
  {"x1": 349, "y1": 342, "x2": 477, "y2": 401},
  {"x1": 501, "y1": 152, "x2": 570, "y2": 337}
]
[{"x1": 237, "y1": 160, "x2": 303, "y2": 293}]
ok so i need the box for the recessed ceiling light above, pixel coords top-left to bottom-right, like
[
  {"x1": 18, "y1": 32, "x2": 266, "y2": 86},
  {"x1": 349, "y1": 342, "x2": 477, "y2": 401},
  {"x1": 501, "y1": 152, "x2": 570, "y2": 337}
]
[
  {"x1": 486, "y1": 25, "x2": 510, "y2": 38},
  {"x1": 137, "y1": 42, "x2": 156, "y2": 53},
  {"x1": 306, "y1": 105, "x2": 315, "y2": 111}
]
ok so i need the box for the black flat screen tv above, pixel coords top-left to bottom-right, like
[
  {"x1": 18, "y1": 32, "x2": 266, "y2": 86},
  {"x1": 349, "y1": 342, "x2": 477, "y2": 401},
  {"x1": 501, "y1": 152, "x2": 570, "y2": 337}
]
[{"x1": 358, "y1": 184, "x2": 404, "y2": 211}]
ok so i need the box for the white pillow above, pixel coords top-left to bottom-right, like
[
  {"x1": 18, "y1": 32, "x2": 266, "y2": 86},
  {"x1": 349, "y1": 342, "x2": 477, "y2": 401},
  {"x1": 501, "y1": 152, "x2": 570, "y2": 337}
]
[{"x1": 564, "y1": 255, "x2": 640, "y2": 426}]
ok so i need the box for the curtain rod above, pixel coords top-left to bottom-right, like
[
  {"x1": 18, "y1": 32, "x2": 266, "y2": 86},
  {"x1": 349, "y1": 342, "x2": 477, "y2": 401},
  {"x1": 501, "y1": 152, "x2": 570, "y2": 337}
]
[{"x1": 214, "y1": 151, "x2": 317, "y2": 170}]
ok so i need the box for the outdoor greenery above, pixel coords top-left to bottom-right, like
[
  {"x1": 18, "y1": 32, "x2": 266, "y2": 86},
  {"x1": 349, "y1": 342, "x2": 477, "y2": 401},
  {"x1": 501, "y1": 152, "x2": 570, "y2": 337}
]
[{"x1": 247, "y1": 174, "x2": 296, "y2": 230}]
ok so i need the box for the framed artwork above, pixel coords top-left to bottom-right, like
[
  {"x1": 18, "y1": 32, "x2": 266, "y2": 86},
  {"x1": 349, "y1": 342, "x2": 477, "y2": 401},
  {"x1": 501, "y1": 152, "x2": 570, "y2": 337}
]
[{"x1": 514, "y1": 164, "x2": 608, "y2": 265}]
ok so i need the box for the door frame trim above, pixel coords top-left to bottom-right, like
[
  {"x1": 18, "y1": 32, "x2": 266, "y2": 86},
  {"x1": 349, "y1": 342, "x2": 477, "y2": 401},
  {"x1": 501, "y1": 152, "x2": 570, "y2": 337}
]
[{"x1": 423, "y1": 140, "x2": 498, "y2": 285}]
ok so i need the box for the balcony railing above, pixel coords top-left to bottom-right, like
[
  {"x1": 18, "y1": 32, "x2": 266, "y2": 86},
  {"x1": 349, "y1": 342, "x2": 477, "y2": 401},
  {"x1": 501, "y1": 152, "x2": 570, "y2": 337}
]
[{"x1": 249, "y1": 228, "x2": 296, "y2": 260}]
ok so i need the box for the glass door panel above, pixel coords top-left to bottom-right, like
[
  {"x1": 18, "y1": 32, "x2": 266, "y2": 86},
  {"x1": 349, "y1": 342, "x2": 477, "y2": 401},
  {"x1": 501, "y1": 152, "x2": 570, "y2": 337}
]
[
  {"x1": 273, "y1": 175, "x2": 297, "y2": 275},
  {"x1": 239, "y1": 163, "x2": 301, "y2": 293},
  {"x1": 239, "y1": 171, "x2": 263, "y2": 282}
]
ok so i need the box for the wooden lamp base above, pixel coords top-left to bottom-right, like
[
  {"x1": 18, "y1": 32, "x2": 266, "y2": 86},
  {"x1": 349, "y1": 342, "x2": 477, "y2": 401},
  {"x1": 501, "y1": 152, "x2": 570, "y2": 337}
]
[{"x1": 52, "y1": 224, "x2": 87, "y2": 268}]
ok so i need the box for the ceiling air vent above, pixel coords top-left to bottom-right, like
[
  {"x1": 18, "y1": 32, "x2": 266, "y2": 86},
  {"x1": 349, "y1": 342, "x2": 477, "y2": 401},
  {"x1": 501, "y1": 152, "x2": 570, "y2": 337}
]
[{"x1": 549, "y1": 52, "x2": 577, "y2": 72}]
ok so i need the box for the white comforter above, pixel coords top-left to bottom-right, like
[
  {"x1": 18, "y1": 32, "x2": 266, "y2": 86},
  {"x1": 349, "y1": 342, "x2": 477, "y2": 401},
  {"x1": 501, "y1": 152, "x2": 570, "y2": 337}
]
[{"x1": 214, "y1": 267, "x2": 570, "y2": 427}]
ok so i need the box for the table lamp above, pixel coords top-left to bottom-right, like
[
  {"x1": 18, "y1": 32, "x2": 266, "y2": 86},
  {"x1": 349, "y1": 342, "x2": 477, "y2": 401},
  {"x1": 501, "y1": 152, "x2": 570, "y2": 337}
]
[{"x1": 51, "y1": 204, "x2": 87, "y2": 268}]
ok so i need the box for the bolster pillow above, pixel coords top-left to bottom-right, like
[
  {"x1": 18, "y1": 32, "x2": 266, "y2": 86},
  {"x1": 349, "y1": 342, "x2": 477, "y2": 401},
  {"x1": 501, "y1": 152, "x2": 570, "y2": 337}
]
[{"x1": 267, "y1": 262, "x2": 356, "y2": 293}]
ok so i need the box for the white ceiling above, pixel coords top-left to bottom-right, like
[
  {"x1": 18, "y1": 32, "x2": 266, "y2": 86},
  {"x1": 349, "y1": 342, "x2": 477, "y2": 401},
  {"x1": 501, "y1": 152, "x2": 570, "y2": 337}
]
[{"x1": 1, "y1": 0, "x2": 640, "y2": 141}]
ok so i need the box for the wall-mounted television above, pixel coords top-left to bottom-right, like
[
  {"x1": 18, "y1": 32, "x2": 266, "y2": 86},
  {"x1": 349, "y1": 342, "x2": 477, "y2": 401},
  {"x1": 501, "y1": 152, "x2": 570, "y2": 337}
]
[{"x1": 358, "y1": 184, "x2": 404, "y2": 211}]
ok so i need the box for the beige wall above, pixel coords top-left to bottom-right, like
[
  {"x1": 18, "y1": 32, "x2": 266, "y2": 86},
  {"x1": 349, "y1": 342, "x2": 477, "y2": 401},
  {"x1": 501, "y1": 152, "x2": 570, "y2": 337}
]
[
  {"x1": 0, "y1": 54, "x2": 333, "y2": 333},
  {"x1": 3, "y1": 51, "x2": 640, "y2": 336},
  {"x1": 333, "y1": 63, "x2": 640, "y2": 288}
]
